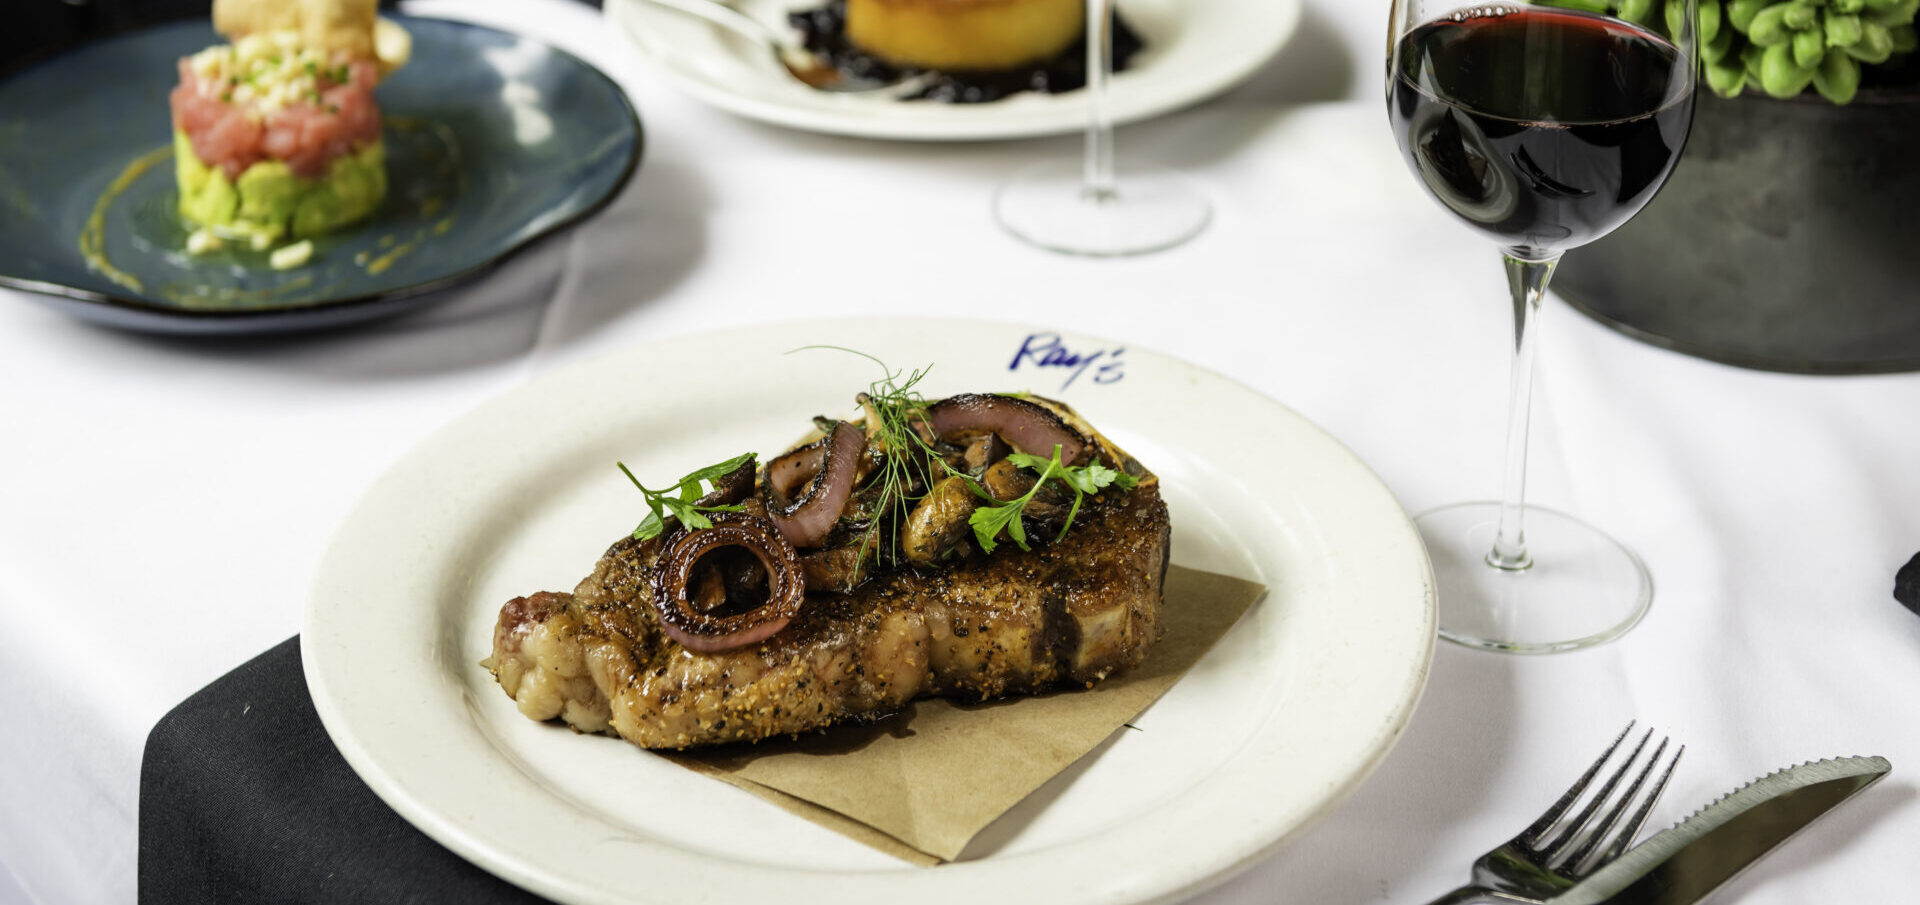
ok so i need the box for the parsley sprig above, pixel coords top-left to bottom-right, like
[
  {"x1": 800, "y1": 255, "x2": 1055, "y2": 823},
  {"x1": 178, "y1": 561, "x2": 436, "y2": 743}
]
[
  {"x1": 967, "y1": 444, "x2": 1139, "y2": 554},
  {"x1": 619, "y1": 452, "x2": 755, "y2": 541}
]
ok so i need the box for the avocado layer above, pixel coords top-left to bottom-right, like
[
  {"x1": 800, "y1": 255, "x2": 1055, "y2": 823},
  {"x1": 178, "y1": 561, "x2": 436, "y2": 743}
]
[{"x1": 174, "y1": 130, "x2": 386, "y2": 245}]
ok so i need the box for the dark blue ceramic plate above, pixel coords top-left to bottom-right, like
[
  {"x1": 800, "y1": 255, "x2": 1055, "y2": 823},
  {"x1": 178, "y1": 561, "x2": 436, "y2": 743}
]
[{"x1": 0, "y1": 16, "x2": 642, "y2": 334}]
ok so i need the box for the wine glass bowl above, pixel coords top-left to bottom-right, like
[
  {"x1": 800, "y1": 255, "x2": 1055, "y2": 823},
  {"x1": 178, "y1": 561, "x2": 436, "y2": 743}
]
[
  {"x1": 1385, "y1": 0, "x2": 1697, "y2": 653},
  {"x1": 1389, "y1": 4, "x2": 1697, "y2": 257}
]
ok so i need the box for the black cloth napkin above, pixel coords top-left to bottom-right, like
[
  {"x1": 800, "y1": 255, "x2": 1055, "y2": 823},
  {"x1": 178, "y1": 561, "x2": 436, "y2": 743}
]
[
  {"x1": 139, "y1": 637, "x2": 553, "y2": 904},
  {"x1": 1897, "y1": 552, "x2": 1920, "y2": 618}
]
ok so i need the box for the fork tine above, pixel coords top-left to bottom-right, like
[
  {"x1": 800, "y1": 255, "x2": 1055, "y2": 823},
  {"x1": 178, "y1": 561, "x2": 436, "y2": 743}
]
[
  {"x1": 1517, "y1": 722, "x2": 1635, "y2": 847},
  {"x1": 1556, "y1": 736, "x2": 1677, "y2": 871},
  {"x1": 1539, "y1": 728, "x2": 1655, "y2": 856},
  {"x1": 1577, "y1": 742, "x2": 1685, "y2": 873}
]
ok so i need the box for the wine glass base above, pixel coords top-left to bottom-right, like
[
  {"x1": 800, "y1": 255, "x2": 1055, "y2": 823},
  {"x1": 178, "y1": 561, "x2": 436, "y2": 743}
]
[
  {"x1": 993, "y1": 160, "x2": 1210, "y2": 257},
  {"x1": 1415, "y1": 501, "x2": 1651, "y2": 654}
]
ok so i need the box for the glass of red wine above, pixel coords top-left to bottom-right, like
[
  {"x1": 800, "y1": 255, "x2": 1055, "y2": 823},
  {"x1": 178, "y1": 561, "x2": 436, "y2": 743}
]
[{"x1": 1386, "y1": 1, "x2": 1697, "y2": 653}]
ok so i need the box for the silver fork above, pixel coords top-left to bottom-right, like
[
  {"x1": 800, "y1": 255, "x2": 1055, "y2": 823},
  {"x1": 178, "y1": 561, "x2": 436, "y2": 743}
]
[
  {"x1": 1423, "y1": 723, "x2": 1685, "y2": 905},
  {"x1": 639, "y1": 0, "x2": 930, "y2": 96}
]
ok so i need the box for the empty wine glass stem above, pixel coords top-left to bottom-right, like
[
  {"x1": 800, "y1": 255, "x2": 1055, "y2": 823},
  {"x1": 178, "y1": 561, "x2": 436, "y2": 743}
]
[
  {"x1": 1488, "y1": 251, "x2": 1561, "y2": 572},
  {"x1": 1081, "y1": 0, "x2": 1116, "y2": 203}
]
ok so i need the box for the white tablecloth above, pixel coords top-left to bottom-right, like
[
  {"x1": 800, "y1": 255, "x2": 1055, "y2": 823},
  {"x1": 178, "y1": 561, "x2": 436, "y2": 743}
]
[{"x1": 4, "y1": 1, "x2": 1917, "y2": 902}]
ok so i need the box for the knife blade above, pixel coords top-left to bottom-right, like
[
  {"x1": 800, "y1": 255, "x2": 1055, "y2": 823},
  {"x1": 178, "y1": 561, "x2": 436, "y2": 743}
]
[{"x1": 1553, "y1": 755, "x2": 1890, "y2": 905}]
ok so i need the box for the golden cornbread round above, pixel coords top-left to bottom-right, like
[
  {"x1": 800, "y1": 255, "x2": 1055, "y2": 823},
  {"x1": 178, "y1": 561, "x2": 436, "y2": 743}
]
[{"x1": 846, "y1": 0, "x2": 1085, "y2": 71}]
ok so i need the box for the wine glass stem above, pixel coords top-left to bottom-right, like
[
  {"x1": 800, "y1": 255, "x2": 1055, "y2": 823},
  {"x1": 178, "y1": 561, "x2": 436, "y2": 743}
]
[
  {"x1": 1082, "y1": 0, "x2": 1116, "y2": 203},
  {"x1": 1488, "y1": 250, "x2": 1562, "y2": 572}
]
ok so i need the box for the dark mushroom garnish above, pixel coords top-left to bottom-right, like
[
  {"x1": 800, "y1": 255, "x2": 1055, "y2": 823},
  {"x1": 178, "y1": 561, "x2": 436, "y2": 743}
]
[
  {"x1": 903, "y1": 475, "x2": 979, "y2": 564},
  {"x1": 962, "y1": 432, "x2": 1010, "y2": 473},
  {"x1": 649, "y1": 513, "x2": 805, "y2": 653},
  {"x1": 799, "y1": 541, "x2": 877, "y2": 594}
]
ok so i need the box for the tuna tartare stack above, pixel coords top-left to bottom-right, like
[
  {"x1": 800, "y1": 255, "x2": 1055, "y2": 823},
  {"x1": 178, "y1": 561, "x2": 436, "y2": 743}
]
[{"x1": 170, "y1": 0, "x2": 409, "y2": 256}]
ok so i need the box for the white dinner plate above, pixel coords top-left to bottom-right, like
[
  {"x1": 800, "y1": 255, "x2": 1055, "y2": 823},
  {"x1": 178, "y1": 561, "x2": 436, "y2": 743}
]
[
  {"x1": 303, "y1": 318, "x2": 1434, "y2": 905},
  {"x1": 602, "y1": 0, "x2": 1303, "y2": 140}
]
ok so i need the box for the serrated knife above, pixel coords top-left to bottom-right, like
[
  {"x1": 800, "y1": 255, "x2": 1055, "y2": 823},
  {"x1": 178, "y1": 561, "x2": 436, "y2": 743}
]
[{"x1": 1551, "y1": 755, "x2": 1891, "y2": 905}]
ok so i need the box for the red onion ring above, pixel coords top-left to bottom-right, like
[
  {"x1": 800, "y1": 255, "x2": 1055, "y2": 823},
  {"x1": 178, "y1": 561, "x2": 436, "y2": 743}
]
[
  {"x1": 650, "y1": 514, "x2": 805, "y2": 653},
  {"x1": 763, "y1": 421, "x2": 865, "y2": 549},
  {"x1": 766, "y1": 442, "x2": 826, "y2": 504},
  {"x1": 925, "y1": 394, "x2": 1090, "y2": 465}
]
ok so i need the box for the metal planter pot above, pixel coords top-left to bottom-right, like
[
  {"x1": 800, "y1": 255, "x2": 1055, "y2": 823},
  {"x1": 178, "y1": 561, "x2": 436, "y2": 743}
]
[{"x1": 1554, "y1": 86, "x2": 1920, "y2": 374}]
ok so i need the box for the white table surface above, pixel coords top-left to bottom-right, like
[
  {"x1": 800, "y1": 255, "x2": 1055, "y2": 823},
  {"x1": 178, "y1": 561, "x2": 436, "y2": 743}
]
[{"x1": 4, "y1": 0, "x2": 1918, "y2": 902}]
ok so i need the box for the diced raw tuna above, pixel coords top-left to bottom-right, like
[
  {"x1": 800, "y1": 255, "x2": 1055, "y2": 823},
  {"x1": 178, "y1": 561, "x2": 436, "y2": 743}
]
[{"x1": 169, "y1": 57, "x2": 381, "y2": 180}]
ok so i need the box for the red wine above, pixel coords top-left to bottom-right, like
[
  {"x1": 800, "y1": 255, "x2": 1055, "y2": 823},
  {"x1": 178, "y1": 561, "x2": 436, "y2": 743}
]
[{"x1": 1389, "y1": 8, "x2": 1693, "y2": 254}]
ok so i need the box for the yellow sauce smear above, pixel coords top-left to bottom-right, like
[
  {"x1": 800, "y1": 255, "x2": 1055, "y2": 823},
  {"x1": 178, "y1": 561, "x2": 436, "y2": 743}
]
[
  {"x1": 359, "y1": 215, "x2": 455, "y2": 276},
  {"x1": 364, "y1": 238, "x2": 419, "y2": 275},
  {"x1": 352, "y1": 115, "x2": 464, "y2": 278},
  {"x1": 79, "y1": 145, "x2": 173, "y2": 293}
]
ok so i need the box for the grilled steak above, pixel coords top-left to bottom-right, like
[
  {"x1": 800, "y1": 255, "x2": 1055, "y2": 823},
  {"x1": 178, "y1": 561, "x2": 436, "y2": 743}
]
[
  {"x1": 484, "y1": 392, "x2": 1170, "y2": 749},
  {"x1": 487, "y1": 481, "x2": 1168, "y2": 748}
]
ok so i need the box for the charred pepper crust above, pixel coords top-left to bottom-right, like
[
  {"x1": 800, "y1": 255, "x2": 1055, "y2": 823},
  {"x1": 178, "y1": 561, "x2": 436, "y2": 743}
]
[{"x1": 492, "y1": 481, "x2": 1169, "y2": 748}]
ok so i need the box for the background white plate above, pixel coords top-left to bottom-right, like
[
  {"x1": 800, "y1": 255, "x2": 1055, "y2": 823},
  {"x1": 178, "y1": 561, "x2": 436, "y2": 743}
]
[
  {"x1": 603, "y1": 0, "x2": 1303, "y2": 140},
  {"x1": 304, "y1": 318, "x2": 1434, "y2": 905}
]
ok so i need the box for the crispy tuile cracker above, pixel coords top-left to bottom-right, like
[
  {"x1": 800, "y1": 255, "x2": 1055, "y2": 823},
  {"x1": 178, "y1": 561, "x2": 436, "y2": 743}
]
[{"x1": 213, "y1": 0, "x2": 380, "y2": 61}]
